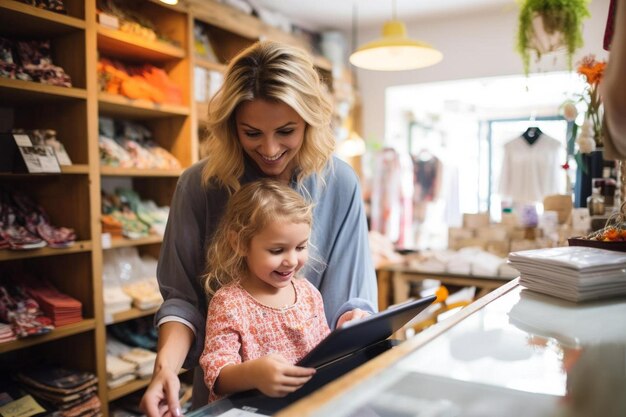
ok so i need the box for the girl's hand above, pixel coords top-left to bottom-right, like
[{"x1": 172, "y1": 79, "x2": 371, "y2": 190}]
[
  {"x1": 249, "y1": 353, "x2": 316, "y2": 397},
  {"x1": 336, "y1": 308, "x2": 370, "y2": 328}
]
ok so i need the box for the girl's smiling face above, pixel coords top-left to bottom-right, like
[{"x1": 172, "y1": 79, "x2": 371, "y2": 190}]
[{"x1": 243, "y1": 219, "x2": 310, "y2": 293}]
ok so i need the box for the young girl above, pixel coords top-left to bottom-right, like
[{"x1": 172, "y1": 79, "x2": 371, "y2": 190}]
[{"x1": 199, "y1": 179, "x2": 331, "y2": 402}]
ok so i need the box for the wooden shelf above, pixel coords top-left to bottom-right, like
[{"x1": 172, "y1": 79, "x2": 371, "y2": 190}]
[
  {"x1": 108, "y1": 377, "x2": 152, "y2": 401},
  {"x1": 106, "y1": 235, "x2": 163, "y2": 249},
  {"x1": 194, "y1": 57, "x2": 227, "y2": 72},
  {"x1": 0, "y1": 78, "x2": 87, "y2": 104},
  {"x1": 0, "y1": 240, "x2": 92, "y2": 261},
  {"x1": 100, "y1": 166, "x2": 183, "y2": 177},
  {"x1": 0, "y1": 165, "x2": 89, "y2": 178},
  {"x1": 108, "y1": 368, "x2": 187, "y2": 401},
  {"x1": 98, "y1": 93, "x2": 190, "y2": 119},
  {"x1": 61, "y1": 164, "x2": 90, "y2": 174},
  {"x1": 192, "y1": 2, "x2": 260, "y2": 40},
  {"x1": 109, "y1": 305, "x2": 160, "y2": 325},
  {"x1": 190, "y1": 1, "x2": 330, "y2": 71},
  {"x1": 97, "y1": 25, "x2": 186, "y2": 62},
  {"x1": 0, "y1": 0, "x2": 85, "y2": 37},
  {"x1": 0, "y1": 319, "x2": 95, "y2": 354}
]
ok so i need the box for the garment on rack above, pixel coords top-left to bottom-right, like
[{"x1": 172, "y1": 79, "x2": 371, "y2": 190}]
[
  {"x1": 412, "y1": 150, "x2": 442, "y2": 202},
  {"x1": 498, "y1": 134, "x2": 563, "y2": 204},
  {"x1": 370, "y1": 148, "x2": 413, "y2": 247},
  {"x1": 412, "y1": 150, "x2": 443, "y2": 224}
]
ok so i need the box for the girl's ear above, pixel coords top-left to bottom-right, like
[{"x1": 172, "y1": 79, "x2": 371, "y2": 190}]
[{"x1": 228, "y1": 230, "x2": 245, "y2": 255}]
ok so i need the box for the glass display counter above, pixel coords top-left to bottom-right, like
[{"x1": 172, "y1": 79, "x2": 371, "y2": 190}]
[{"x1": 277, "y1": 279, "x2": 626, "y2": 417}]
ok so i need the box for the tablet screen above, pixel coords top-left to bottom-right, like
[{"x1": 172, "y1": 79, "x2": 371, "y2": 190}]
[{"x1": 297, "y1": 295, "x2": 436, "y2": 369}]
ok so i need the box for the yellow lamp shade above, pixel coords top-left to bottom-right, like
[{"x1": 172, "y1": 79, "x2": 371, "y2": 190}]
[{"x1": 350, "y1": 20, "x2": 443, "y2": 71}]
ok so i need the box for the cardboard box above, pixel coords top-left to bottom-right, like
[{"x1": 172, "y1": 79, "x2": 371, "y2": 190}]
[{"x1": 463, "y1": 213, "x2": 490, "y2": 229}]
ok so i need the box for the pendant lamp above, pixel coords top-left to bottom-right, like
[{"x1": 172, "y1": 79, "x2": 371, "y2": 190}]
[{"x1": 349, "y1": 0, "x2": 443, "y2": 71}]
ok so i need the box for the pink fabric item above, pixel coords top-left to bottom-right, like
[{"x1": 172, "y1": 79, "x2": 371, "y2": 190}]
[{"x1": 200, "y1": 278, "x2": 330, "y2": 402}]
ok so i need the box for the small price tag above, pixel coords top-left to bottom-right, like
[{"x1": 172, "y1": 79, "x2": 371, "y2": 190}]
[
  {"x1": 101, "y1": 232, "x2": 112, "y2": 249},
  {"x1": 13, "y1": 134, "x2": 61, "y2": 173},
  {"x1": 0, "y1": 395, "x2": 46, "y2": 417}
]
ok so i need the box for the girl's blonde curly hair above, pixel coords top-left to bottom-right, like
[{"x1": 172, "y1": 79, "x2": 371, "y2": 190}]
[{"x1": 204, "y1": 179, "x2": 314, "y2": 296}]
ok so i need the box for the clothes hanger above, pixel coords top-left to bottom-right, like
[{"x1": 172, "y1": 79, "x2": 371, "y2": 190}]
[
  {"x1": 522, "y1": 111, "x2": 542, "y2": 145},
  {"x1": 522, "y1": 126, "x2": 543, "y2": 145},
  {"x1": 415, "y1": 147, "x2": 434, "y2": 161}
]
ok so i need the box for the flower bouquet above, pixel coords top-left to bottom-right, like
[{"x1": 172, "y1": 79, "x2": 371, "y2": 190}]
[{"x1": 575, "y1": 54, "x2": 607, "y2": 153}]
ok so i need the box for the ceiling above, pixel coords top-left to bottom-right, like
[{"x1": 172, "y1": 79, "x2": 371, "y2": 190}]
[{"x1": 247, "y1": 0, "x2": 514, "y2": 31}]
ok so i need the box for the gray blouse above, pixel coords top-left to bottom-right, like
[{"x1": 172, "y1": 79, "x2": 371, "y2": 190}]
[{"x1": 155, "y1": 155, "x2": 377, "y2": 403}]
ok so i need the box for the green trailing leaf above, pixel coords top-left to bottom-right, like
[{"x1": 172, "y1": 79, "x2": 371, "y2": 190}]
[{"x1": 516, "y1": 0, "x2": 590, "y2": 75}]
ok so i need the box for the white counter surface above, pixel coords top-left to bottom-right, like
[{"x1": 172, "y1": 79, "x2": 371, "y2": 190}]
[{"x1": 305, "y1": 284, "x2": 626, "y2": 417}]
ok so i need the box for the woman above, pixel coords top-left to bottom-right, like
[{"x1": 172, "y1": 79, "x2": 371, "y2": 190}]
[{"x1": 140, "y1": 41, "x2": 377, "y2": 417}]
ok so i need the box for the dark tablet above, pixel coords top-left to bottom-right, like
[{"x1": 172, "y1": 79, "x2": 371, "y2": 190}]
[{"x1": 297, "y1": 295, "x2": 437, "y2": 369}]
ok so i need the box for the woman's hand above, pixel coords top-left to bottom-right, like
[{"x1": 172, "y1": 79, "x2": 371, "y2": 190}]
[
  {"x1": 336, "y1": 308, "x2": 370, "y2": 328},
  {"x1": 140, "y1": 322, "x2": 193, "y2": 417},
  {"x1": 247, "y1": 353, "x2": 316, "y2": 397},
  {"x1": 140, "y1": 365, "x2": 182, "y2": 417}
]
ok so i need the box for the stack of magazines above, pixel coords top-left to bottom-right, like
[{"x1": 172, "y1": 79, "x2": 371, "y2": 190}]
[
  {"x1": 16, "y1": 367, "x2": 101, "y2": 417},
  {"x1": 508, "y1": 246, "x2": 626, "y2": 302}
]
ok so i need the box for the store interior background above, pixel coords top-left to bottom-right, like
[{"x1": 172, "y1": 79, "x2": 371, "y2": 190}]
[
  {"x1": 0, "y1": 0, "x2": 619, "y2": 414},
  {"x1": 264, "y1": 0, "x2": 612, "y2": 250}
]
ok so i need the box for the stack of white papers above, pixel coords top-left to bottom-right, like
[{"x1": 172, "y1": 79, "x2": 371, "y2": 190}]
[{"x1": 508, "y1": 246, "x2": 626, "y2": 302}]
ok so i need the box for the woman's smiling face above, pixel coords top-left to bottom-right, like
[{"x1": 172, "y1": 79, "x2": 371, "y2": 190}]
[{"x1": 235, "y1": 99, "x2": 306, "y2": 182}]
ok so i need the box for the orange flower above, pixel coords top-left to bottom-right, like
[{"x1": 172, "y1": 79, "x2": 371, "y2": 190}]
[
  {"x1": 576, "y1": 54, "x2": 607, "y2": 149},
  {"x1": 577, "y1": 55, "x2": 606, "y2": 85}
]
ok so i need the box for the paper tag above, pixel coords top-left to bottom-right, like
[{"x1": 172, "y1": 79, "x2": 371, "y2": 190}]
[
  {"x1": 98, "y1": 13, "x2": 119, "y2": 29},
  {"x1": 17, "y1": 146, "x2": 43, "y2": 173},
  {"x1": 101, "y1": 232, "x2": 112, "y2": 249},
  {"x1": 0, "y1": 395, "x2": 46, "y2": 417},
  {"x1": 37, "y1": 146, "x2": 61, "y2": 173},
  {"x1": 12, "y1": 134, "x2": 32, "y2": 147},
  {"x1": 54, "y1": 145, "x2": 73, "y2": 166},
  {"x1": 13, "y1": 134, "x2": 61, "y2": 174}
]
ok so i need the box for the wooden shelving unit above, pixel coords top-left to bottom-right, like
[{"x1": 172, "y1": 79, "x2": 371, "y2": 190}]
[
  {"x1": 100, "y1": 166, "x2": 184, "y2": 177},
  {"x1": 0, "y1": 0, "x2": 334, "y2": 415},
  {"x1": 0, "y1": 165, "x2": 89, "y2": 177},
  {"x1": 110, "y1": 306, "x2": 160, "y2": 325},
  {"x1": 0, "y1": 78, "x2": 87, "y2": 102},
  {"x1": 97, "y1": 25, "x2": 185, "y2": 62},
  {"x1": 0, "y1": 241, "x2": 93, "y2": 261},
  {"x1": 98, "y1": 93, "x2": 190, "y2": 118},
  {"x1": 0, "y1": 320, "x2": 96, "y2": 354},
  {"x1": 108, "y1": 377, "x2": 153, "y2": 401},
  {"x1": 0, "y1": 0, "x2": 85, "y2": 34},
  {"x1": 62, "y1": 164, "x2": 91, "y2": 174},
  {"x1": 106, "y1": 235, "x2": 163, "y2": 249},
  {"x1": 195, "y1": 56, "x2": 228, "y2": 72},
  {"x1": 108, "y1": 368, "x2": 187, "y2": 402}
]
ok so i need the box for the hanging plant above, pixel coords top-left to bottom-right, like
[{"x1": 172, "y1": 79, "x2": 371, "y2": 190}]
[{"x1": 516, "y1": 0, "x2": 590, "y2": 75}]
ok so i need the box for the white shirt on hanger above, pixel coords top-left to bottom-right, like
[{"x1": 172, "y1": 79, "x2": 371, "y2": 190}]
[{"x1": 498, "y1": 134, "x2": 563, "y2": 203}]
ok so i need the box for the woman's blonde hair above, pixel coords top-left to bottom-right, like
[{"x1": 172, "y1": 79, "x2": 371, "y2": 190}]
[
  {"x1": 204, "y1": 179, "x2": 314, "y2": 296},
  {"x1": 201, "y1": 41, "x2": 335, "y2": 191}
]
